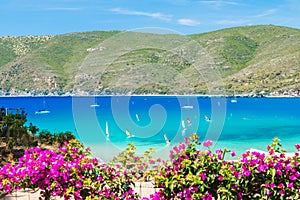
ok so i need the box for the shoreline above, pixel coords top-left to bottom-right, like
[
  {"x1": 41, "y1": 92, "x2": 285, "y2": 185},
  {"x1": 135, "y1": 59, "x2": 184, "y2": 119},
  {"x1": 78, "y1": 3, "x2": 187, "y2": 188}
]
[{"x1": 0, "y1": 94, "x2": 299, "y2": 98}]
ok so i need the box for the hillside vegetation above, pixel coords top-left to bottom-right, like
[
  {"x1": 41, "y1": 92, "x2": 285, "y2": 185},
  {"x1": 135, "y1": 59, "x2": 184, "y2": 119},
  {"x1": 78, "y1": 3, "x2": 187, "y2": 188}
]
[{"x1": 0, "y1": 25, "x2": 299, "y2": 96}]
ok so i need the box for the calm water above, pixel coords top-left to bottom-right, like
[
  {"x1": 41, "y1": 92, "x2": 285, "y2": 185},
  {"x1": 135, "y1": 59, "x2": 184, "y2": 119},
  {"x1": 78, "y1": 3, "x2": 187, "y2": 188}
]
[{"x1": 1, "y1": 96, "x2": 299, "y2": 161}]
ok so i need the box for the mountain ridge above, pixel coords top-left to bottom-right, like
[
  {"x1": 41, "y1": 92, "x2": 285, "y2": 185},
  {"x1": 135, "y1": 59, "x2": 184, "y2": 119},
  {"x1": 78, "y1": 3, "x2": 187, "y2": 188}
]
[{"x1": 0, "y1": 25, "x2": 299, "y2": 96}]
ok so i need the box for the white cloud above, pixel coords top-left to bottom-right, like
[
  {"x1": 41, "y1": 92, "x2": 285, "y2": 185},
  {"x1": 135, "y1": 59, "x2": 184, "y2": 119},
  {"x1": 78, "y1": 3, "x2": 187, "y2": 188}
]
[
  {"x1": 177, "y1": 18, "x2": 200, "y2": 26},
  {"x1": 254, "y1": 9, "x2": 277, "y2": 18},
  {"x1": 110, "y1": 8, "x2": 172, "y2": 21}
]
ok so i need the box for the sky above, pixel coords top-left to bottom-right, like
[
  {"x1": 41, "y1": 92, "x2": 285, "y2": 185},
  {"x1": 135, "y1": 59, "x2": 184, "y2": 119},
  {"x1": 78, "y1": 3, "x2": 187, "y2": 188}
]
[{"x1": 1, "y1": 0, "x2": 300, "y2": 36}]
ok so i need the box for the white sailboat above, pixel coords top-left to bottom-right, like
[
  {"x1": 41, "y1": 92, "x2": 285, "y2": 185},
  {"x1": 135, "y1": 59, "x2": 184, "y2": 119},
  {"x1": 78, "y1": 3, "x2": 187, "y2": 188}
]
[
  {"x1": 186, "y1": 118, "x2": 192, "y2": 126},
  {"x1": 231, "y1": 90, "x2": 237, "y2": 103},
  {"x1": 164, "y1": 133, "x2": 170, "y2": 144},
  {"x1": 125, "y1": 129, "x2": 135, "y2": 138},
  {"x1": 105, "y1": 121, "x2": 110, "y2": 141},
  {"x1": 35, "y1": 98, "x2": 50, "y2": 114},
  {"x1": 181, "y1": 128, "x2": 186, "y2": 136},
  {"x1": 181, "y1": 120, "x2": 186, "y2": 129},
  {"x1": 135, "y1": 113, "x2": 140, "y2": 122},
  {"x1": 205, "y1": 115, "x2": 211, "y2": 122},
  {"x1": 105, "y1": 121, "x2": 110, "y2": 136},
  {"x1": 182, "y1": 98, "x2": 193, "y2": 109}
]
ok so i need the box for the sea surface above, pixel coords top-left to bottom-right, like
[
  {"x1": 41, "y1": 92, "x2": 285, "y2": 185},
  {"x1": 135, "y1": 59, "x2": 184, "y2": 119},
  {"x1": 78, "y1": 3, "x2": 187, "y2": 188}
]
[{"x1": 0, "y1": 96, "x2": 299, "y2": 161}]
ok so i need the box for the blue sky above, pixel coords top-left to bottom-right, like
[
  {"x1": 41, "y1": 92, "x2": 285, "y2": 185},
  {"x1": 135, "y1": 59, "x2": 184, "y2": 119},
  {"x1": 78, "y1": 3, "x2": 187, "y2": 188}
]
[{"x1": 1, "y1": 0, "x2": 300, "y2": 36}]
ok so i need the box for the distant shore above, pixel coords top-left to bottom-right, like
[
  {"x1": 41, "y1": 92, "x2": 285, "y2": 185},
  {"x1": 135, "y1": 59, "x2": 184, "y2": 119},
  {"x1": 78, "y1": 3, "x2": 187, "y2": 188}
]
[{"x1": 0, "y1": 94, "x2": 299, "y2": 98}]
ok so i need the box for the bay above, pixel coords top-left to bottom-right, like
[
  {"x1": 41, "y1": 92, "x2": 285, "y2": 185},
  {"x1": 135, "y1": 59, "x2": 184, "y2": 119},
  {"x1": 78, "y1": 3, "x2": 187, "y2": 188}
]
[{"x1": 1, "y1": 96, "x2": 299, "y2": 161}]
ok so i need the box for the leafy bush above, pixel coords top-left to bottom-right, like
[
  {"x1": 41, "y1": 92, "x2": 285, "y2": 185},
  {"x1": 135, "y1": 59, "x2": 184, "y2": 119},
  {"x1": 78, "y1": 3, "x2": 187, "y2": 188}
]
[
  {"x1": 108, "y1": 142, "x2": 167, "y2": 181},
  {"x1": 152, "y1": 134, "x2": 235, "y2": 199},
  {"x1": 38, "y1": 130, "x2": 76, "y2": 146},
  {"x1": 152, "y1": 134, "x2": 300, "y2": 200}
]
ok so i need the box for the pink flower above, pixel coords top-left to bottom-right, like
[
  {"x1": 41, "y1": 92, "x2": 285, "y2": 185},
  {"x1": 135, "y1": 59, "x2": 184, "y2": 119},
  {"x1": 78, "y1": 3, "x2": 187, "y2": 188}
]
[
  {"x1": 184, "y1": 137, "x2": 190, "y2": 145},
  {"x1": 75, "y1": 180, "x2": 82, "y2": 188},
  {"x1": 234, "y1": 172, "x2": 242, "y2": 179},
  {"x1": 279, "y1": 190, "x2": 285, "y2": 195},
  {"x1": 289, "y1": 175, "x2": 297, "y2": 181},
  {"x1": 203, "y1": 140, "x2": 213, "y2": 147},
  {"x1": 295, "y1": 144, "x2": 300, "y2": 151},
  {"x1": 149, "y1": 159, "x2": 155, "y2": 164},
  {"x1": 243, "y1": 169, "x2": 251, "y2": 177},
  {"x1": 278, "y1": 183, "x2": 284, "y2": 188},
  {"x1": 288, "y1": 182, "x2": 294, "y2": 188},
  {"x1": 217, "y1": 154, "x2": 222, "y2": 160},
  {"x1": 231, "y1": 151, "x2": 236, "y2": 157},
  {"x1": 199, "y1": 172, "x2": 206, "y2": 181},
  {"x1": 216, "y1": 149, "x2": 222, "y2": 154},
  {"x1": 237, "y1": 192, "x2": 242, "y2": 199},
  {"x1": 265, "y1": 189, "x2": 271, "y2": 196}
]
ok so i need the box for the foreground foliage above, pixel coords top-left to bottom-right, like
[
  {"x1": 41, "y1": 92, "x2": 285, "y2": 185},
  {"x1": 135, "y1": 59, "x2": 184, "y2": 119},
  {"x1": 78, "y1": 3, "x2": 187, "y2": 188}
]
[
  {"x1": 152, "y1": 135, "x2": 300, "y2": 199},
  {"x1": 0, "y1": 109, "x2": 76, "y2": 166},
  {"x1": 109, "y1": 142, "x2": 167, "y2": 181},
  {"x1": 1, "y1": 134, "x2": 300, "y2": 199}
]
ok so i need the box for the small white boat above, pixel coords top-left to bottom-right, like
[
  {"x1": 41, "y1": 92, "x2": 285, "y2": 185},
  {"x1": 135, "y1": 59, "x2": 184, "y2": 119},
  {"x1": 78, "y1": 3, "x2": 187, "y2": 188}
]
[
  {"x1": 231, "y1": 99, "x2": 237, "y2": 103},
  {"x1": 35, "y1": 110, "x2": 50, "y2": 114},
  {"x1": 35, "y1": 98, "x2": 50, "y2": 114},
  {"x1": 182, "y1": 105, "x2": 193, "y2": 109},
  {"x1": 90, "y1": 104, "x2": 100, "y2": 108}
]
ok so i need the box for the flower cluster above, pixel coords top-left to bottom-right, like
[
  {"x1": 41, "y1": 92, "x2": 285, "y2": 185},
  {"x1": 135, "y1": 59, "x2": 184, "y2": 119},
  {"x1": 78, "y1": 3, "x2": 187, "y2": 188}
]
[
  {"x1": 234, "y1": 148, "x2": 300, "y2": 199},
  {"x1": 153, "y1": 134, "x2": 300, "y2": 199},
  {"x1": 2, "y1": 135, "x2": 300, "y2": 199},
  {"x1": 0, "y1": 140, "x2": 139, "y2": 200},
  {"x1": 153, "y1": 134, "x2": 233, "y2": 199}
]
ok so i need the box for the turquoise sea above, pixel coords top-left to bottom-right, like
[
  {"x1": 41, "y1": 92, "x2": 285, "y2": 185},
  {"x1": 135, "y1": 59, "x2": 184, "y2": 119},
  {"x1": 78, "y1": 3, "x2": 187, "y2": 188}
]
[{"x1": 1, "y1": 96, "x2": 299, "y2": 161}]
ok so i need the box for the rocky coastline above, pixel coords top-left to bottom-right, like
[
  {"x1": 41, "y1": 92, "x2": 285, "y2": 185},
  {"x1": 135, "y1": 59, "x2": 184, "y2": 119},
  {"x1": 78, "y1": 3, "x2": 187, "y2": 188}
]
[{"x1": 0, "y1": 89, "x2": 299, "y2": 98}]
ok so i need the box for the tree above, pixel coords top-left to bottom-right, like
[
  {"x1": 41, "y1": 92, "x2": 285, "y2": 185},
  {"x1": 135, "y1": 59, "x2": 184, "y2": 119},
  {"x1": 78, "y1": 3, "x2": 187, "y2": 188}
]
[{"x1": 28, "y1": 122, "x2": 39, "y2": 135}]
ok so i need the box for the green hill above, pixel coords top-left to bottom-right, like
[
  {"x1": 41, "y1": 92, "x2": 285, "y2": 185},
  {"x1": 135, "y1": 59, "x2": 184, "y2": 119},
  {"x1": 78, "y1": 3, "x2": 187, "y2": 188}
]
[{"x1": 0, "y1": 25, "x2": 299, "y2": 96}]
